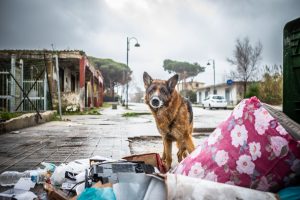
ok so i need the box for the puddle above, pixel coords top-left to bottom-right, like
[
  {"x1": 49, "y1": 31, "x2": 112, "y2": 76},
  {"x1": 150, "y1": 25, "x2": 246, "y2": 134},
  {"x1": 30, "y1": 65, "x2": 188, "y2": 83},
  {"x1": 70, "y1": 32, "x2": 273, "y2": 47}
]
[{"x1": 128, "y1": 135, "x2": 207, "y2": 167}]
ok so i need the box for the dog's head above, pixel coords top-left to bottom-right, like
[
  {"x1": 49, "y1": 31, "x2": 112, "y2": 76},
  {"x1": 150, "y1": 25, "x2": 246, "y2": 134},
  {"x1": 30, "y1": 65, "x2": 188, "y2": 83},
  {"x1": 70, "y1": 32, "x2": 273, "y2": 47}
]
[{"x1": 143, "y1": 72, "x2": 179, "y2": 109}]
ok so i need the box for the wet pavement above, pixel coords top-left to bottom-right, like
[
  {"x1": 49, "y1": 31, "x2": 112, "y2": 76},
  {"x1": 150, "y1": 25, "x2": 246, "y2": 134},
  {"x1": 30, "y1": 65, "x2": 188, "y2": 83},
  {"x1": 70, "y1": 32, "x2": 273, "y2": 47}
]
[{"x1": 0, "y1": 103, "x2": 232, "y2": 173}]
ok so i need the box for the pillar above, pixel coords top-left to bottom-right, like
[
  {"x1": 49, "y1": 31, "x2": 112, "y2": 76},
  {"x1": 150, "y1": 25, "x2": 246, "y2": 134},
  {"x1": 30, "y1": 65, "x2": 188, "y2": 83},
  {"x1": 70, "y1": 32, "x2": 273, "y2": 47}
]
[{"x1": 79, "y1": 57, "x2": 85, "y2": 111}]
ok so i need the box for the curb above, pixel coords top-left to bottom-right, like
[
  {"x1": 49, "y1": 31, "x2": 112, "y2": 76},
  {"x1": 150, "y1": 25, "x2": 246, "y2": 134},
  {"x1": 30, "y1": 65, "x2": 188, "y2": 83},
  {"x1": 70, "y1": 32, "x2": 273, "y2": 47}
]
[{"x1": 0, "y1": 111, "x2": 57, "y2": 134}]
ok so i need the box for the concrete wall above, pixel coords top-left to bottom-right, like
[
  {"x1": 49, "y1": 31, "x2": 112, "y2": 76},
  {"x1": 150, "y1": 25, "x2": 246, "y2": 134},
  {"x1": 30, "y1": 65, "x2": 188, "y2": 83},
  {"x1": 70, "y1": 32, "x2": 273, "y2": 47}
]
[{"x1": 0, "y1": 111, "x2": 56, "y2": 134}]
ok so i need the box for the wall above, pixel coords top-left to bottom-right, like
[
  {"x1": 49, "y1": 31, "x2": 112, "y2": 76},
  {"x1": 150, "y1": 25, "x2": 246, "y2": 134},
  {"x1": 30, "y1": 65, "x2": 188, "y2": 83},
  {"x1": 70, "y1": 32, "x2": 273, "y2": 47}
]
[
  {"x1": 196, "y1": 84, "x2": 243, "y2": 105},
  {"x1": 178, "y1": 81, "x2": 205, "y2": 92}
]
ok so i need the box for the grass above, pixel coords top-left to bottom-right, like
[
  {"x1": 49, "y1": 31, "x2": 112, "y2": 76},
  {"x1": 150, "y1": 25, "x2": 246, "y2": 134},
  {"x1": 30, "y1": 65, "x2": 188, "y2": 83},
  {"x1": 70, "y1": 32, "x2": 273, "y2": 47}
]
[
  {"x1": 122, "y1": 112, "x2": 151, "y2": 117},
  {"x1": 102, "y1": 102, "x2": 112, "y2": 108},
  {"x1": 0, "y1": 112, "x2": 23, "y2": 121},
  {"x1": 63, "y1": 107, "x2": 101, "y2": 115},
  {"x1": 50, "y1": 113, "x2": 63, "y2": 121}
]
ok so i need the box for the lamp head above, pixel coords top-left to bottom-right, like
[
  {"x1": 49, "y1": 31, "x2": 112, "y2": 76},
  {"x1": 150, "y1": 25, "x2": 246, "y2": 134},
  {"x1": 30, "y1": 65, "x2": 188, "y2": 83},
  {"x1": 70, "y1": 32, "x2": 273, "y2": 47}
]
[
  {"x1": 135, "y1": 43, "x2": 140, "y2": 47},
  {"x1": 207, "y1": 62, "x2": 211, "y2": 66}
]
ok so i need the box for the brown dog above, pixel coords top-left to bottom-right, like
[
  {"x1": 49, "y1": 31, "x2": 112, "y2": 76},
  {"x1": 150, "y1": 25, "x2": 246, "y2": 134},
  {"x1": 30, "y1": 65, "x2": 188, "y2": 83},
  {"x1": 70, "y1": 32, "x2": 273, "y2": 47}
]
[{"x1": 143, "y1": 72, "x2": 195, "y2": 169}]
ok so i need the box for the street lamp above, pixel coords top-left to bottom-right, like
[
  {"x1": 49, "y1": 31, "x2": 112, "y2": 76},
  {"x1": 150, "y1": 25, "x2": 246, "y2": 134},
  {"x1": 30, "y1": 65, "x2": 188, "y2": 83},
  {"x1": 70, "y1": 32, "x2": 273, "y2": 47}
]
[
  {"x1": 126, "y1": 37, "x2": 140, "y2": 109},
  {"x1": 207, "y1": 59, "x2": 216, "y2": 94}
]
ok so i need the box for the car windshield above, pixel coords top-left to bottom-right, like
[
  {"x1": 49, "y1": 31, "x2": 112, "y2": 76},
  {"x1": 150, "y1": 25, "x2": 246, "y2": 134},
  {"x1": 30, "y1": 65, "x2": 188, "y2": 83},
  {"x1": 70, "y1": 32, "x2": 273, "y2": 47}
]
[{"x1": 212, "y1": 96, "x2": 224, "y2": 100}]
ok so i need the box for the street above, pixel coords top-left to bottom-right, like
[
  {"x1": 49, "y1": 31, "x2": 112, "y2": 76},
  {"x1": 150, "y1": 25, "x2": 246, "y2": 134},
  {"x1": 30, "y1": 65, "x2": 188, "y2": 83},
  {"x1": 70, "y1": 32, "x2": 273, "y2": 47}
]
[{"x1": 0, "y1": 103, "x2": 232, "y2": 173}]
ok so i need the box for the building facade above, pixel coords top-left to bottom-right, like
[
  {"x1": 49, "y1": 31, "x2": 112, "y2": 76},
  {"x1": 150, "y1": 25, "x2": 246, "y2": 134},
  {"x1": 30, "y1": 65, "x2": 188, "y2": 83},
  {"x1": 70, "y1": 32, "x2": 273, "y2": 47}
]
[
  {"x1": 177, "y1": 81, "x2": 205, "y2": 92},
  {"x1": 0, "y1": 50, "x2": 104, "y2": 112},
  {"x1": 196, "y1": 82, "x2": 245, "y2": 105}
]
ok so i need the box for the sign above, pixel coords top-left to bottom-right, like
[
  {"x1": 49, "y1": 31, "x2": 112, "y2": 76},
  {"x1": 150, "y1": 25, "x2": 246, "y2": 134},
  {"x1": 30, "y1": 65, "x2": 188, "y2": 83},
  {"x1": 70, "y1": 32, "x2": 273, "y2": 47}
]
[{"x1": 227, "y1": 79, "x2": 233, "y2": 86}]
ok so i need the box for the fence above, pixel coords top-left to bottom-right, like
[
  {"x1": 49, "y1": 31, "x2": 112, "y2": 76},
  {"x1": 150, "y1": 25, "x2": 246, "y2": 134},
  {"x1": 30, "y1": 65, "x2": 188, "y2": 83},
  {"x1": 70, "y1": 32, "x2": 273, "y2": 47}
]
[{"x1": 0, "y1": 56, "x2": 47, "y2": 112}]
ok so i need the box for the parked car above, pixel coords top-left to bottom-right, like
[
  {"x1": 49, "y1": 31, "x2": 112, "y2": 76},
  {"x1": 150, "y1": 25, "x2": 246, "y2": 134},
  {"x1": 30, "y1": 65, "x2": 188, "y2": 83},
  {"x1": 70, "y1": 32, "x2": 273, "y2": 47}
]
[{"x1": 202, "y1": 95, "x2": 227, "y2": 109}]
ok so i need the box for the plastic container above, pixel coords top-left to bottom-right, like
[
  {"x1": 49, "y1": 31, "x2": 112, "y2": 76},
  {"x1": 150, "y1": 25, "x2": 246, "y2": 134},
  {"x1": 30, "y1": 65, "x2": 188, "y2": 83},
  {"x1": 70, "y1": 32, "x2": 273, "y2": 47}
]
[
  {"x1": 0, "y1": 169, "x2": 47, "y2": 186},
  {"x1": 0, "y1": 171, "x2": 30, "y2": 186}
]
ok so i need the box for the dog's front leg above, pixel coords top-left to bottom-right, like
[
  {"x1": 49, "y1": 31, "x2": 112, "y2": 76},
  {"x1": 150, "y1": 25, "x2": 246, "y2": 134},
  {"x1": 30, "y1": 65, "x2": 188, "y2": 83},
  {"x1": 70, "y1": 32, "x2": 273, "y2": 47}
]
[{"x1": 163, "y1": 137, "x2": 172, "y2": 170}]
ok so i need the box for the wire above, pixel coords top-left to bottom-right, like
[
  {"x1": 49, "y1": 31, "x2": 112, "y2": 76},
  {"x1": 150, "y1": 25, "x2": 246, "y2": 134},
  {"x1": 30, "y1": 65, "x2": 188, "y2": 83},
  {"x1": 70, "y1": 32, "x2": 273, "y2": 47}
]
[{"x1": 67, "y1": 180, "x2": 87, "y2": 197}]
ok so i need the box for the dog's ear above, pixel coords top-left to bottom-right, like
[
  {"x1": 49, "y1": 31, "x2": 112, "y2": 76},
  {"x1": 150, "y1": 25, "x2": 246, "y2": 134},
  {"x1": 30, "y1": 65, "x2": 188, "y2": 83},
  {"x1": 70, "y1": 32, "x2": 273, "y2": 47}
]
[
  {"x1": 143, "y1": 72, "x2": 153, "y2": 88},
  {"x1": 167, "y1": 74, "x2": 179, "y2": 92}
]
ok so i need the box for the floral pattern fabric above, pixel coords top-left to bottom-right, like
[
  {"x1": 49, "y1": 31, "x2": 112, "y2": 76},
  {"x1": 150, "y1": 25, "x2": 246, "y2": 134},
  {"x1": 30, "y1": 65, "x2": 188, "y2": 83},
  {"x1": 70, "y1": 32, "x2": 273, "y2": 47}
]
[{"x1": 172, "y1": 97, "x2": 300, "y2": 192}]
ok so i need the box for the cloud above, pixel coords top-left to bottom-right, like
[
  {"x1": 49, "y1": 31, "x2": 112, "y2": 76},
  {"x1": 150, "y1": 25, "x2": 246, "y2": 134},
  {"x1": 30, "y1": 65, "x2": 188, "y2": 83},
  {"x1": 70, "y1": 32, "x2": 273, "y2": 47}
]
[{"x1": 0, "y1": 0, "x2": 299, "y2": 90}]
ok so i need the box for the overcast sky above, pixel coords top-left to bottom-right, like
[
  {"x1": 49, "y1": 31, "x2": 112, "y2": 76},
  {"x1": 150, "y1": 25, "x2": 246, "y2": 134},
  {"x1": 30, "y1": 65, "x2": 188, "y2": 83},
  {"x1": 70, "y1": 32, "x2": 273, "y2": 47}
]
[{"x1": 0, "y1": 0, "x2": 299, "y2": 91}]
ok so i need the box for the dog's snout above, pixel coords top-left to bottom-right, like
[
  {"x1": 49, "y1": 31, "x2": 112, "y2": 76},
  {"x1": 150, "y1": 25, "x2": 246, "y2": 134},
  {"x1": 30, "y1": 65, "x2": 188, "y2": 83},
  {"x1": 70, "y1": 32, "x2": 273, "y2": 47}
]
[
  {"x1": 151, "y1": 98, "x2": 160, "y2": 107},
  {"x1": 150, "y1": 96, "x2": 162, "y2": 108}
]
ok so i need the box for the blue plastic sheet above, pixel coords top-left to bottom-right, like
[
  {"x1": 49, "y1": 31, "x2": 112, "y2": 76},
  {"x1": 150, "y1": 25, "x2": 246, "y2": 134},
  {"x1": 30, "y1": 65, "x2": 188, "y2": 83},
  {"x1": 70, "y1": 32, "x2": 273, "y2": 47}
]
[
  {"x1": 78, "y1": 187, "x2": 116, "y2": 200},
  {"x1": 278, "y1": 186, "x2": 300, "y2": 200}
]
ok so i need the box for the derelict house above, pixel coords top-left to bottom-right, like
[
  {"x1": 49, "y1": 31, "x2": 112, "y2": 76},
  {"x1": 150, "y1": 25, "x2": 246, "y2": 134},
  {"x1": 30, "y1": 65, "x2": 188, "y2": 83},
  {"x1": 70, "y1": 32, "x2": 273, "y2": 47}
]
[{"x1": 0, "y1": 50, "x2": 104, "y2": 113}]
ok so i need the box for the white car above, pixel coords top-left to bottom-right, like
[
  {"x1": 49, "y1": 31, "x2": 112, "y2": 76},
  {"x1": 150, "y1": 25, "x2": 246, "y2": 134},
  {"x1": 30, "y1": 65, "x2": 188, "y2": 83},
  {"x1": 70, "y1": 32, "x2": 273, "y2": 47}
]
[{"x1": 202, "y1": 95, "x2": 227, "y2": 109}]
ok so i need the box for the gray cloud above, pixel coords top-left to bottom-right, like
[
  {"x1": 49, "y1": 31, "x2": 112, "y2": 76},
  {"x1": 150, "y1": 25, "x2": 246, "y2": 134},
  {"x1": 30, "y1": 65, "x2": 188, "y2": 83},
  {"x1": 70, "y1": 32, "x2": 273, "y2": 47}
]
[{"x1": 0, "y1": 0, "x2": 299, "y2": 88}]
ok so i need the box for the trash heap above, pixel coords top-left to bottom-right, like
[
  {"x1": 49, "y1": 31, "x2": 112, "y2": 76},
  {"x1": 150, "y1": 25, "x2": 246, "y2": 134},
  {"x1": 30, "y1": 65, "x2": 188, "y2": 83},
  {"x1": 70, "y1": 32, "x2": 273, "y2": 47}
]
[
  {"x1": 0, "y1": 153, "x2": 167, "y2": 200},
  {"x1": 0, "y1": 152, "x2": 291, "y2": 200}
]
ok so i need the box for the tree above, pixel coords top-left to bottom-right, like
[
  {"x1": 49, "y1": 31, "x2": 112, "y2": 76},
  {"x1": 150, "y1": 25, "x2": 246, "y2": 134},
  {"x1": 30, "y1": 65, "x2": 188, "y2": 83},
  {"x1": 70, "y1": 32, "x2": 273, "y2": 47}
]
[
  {"x1": 245, "y1": 83, "x2": 260, "y2": 98},
  {"x1": 227, "y1": 37, "x2": 263, "y2": 98},
  {"x1": 259, "y1": 65, "x2": 283, "y2": 105},
  {"x1": 88, "y1": 56, "x2": 131, "y2": 101},
  {"x1": 163, "y1": 59, "x2": 205, "y2": 81},
  {"x1": 162, "y1": 59, "x2": 205, "y2": 95}
]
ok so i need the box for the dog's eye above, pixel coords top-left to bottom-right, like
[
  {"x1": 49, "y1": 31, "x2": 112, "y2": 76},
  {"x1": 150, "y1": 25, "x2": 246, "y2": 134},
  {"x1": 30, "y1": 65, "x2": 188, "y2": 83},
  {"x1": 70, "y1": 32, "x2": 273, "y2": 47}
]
[
  {"x1": 160, "y1": 87, "x2": 168, "y2": 95},
  {"x1": 147, "y1": 85, "x2": 156, "y2": 94}
]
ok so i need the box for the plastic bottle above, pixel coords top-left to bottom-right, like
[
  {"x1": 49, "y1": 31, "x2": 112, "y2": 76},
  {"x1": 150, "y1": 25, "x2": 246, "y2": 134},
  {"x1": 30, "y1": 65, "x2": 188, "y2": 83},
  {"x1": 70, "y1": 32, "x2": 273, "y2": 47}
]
[
  {"x1": 30, "y1": 169, "x2": 50, "y2": 184},
  {"x1": 0, "y1": 171, "x2": 30, "y2": 186}
]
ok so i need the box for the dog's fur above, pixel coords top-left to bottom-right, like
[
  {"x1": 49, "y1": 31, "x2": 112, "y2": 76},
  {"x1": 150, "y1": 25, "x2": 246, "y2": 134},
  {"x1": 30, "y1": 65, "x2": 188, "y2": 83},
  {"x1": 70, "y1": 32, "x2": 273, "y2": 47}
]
[{"x1": 143, "y1": 72, "x2": 195, "y2": 169}]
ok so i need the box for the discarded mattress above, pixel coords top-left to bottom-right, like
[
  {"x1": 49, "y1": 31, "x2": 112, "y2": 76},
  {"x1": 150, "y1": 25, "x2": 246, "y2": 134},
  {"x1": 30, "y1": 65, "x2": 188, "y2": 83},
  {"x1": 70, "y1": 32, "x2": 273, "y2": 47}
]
[{"x1": 173, "y1": 96, "x2": 300, "y2": 192}]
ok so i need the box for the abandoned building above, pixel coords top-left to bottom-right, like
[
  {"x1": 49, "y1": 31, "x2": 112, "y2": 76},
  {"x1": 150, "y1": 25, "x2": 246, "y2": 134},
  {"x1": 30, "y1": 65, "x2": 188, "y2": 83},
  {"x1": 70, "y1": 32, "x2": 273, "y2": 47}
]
[{"x1": 0, "y1": 50, "x2": 104, "y2": 113}]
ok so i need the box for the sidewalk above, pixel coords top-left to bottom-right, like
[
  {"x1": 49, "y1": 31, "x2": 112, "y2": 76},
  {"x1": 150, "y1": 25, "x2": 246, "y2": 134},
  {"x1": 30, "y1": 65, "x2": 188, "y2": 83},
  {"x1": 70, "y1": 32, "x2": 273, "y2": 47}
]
[{"x1": 0, "y1": 103, "x2": 232, "y2": 174}]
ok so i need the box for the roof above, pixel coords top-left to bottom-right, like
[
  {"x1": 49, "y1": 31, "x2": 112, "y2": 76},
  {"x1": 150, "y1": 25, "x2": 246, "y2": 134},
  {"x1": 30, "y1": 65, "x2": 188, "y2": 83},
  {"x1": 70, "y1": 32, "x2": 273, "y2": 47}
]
[
  {"x1": 197, "y1": 81, "x2": 246, "y2": 91},
  {"x1": 0, "y1": 49, "x2": 86, "y2": 59}
]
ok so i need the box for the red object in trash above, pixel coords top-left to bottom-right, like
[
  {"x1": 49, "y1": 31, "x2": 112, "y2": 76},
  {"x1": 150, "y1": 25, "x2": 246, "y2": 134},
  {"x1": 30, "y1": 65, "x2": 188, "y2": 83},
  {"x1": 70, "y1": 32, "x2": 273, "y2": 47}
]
[{"x1": 123, "y1": 153, "x2": 167, "y2": 173}]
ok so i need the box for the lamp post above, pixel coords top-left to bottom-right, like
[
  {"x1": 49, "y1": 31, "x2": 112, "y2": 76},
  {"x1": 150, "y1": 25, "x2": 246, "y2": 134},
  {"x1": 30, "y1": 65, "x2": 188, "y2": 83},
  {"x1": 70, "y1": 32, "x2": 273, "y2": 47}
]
[
  {"x1": 207, "y1": 59, "x2": 216, "y2": 94},
  {"x1": 126, "y1": 37, "x2": 140, "y2": 109}
]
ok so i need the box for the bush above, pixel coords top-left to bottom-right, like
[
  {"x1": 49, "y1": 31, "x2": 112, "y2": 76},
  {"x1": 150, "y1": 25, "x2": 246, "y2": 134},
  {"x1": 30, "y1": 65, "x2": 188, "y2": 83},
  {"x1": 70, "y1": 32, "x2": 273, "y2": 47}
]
[
  {"x1": 259, "y1": 65, "x2": 283, "y2": 105},
  {"x1": 245, "y1": 83, "x2": 260, "y2": 98}
]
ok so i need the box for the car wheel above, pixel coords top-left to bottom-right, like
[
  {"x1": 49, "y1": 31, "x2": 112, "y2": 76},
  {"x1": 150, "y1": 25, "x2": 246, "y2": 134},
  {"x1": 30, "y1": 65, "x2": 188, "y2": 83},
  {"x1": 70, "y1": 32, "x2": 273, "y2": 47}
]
[
  {"x1": 203, "y1": 104, "x2": 205, "y2": 109},
  {"x1": 224, "y1": 107, "x2": 227, "y2": 110},
  {"x1": 209, "y1": 104, "x2": 212, "y2": 110}
]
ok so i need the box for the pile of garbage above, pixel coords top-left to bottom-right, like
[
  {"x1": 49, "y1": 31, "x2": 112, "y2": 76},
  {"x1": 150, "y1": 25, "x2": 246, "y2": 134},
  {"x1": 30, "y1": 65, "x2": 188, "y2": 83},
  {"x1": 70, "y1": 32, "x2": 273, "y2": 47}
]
[
  {"x1": 0, "y1": 152, "x2": 296, "y2": 200},
  {"x1": 0, "y1": 153, "x2": 167, "y2": 200}
]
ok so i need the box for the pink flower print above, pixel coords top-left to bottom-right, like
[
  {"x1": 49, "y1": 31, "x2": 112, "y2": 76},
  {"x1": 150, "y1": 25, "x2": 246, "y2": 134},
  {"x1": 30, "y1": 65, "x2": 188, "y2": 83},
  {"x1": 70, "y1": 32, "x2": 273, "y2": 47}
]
[
  {"x1": 189, "y1": 146, "x2": 202, "y2": 159},
  {"x1": 249, "y1": 142, "x2": 261, "y2": 161},
  {"x1": 276, "y1": 125, "x2": 288, "y2": 136},
  {"x1": 208, "y1": 128, "x2": 222, "y2": 146},
  {"x1": 236, "y1": 155, "x2": 255, "y2": 175},
  {"x1": 233, "y1": 100, "x2": 246, "y2": 119},
  {"x1": 254, "y1": 108, "x2": 274, "y2": 135},
  {"x1": 204, "y1": 171, "x2": 218, "y2": 182},
  {"x1": 231, "y1": 125, "x2": 248, "y2": 148},
  {"x1": 270, "y1": 136, "x2": 288, "y2": 157},
  {"x1": 174, "y1": 163, "x2": 185, "y2": 174},
  {"x1": 215, "y1": 150, "x2": 229, "y2": 167},
  {"x1": 257, "y1": 176, "x2": 271, "y2": 191},
  {"x1": 188, "y1": 162, "x2": 205, "y2": 178}
]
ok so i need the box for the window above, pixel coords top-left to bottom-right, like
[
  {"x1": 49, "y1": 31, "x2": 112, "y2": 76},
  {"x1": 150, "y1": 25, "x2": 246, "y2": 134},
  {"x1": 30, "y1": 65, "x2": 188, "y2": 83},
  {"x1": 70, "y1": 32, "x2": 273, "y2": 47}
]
[{"x1": 212, "y1": 96, "x2": 225, "y2": 100}]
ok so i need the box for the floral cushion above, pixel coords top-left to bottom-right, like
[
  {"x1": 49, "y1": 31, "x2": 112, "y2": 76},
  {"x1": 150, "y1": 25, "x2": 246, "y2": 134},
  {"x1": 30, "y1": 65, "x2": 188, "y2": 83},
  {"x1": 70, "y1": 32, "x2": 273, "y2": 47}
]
[{"x1": 173, "y1": 97, "x2": 300, "y2": 192}]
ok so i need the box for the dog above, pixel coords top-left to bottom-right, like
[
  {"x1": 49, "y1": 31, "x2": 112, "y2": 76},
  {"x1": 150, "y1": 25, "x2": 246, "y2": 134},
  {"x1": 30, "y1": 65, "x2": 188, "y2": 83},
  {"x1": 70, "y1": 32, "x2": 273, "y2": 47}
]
[{"x1": 143, "y1": 72, "x2": 195, "y2": 169}]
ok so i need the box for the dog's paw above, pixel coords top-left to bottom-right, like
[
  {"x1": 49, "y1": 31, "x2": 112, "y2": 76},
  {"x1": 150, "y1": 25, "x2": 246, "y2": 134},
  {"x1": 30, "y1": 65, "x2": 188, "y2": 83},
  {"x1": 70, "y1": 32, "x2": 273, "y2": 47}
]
[{"x1": 162, "y1": 160, "x2": 171, "y2": 171}]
